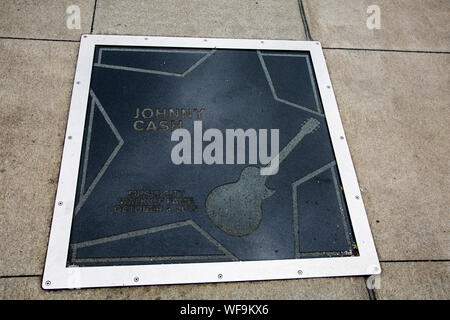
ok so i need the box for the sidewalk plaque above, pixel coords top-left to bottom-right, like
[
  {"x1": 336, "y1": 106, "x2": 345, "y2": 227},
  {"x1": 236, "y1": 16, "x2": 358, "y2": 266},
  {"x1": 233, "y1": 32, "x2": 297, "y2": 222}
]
[{"x1": 43, "y1": 36, "x2": 380, "y2": 289}]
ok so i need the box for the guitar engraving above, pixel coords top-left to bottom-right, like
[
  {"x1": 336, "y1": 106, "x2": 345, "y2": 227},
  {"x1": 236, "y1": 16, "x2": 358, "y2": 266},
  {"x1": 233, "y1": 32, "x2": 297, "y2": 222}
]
[{"x1": 205, "y1": 118, "x2": 320, "y2": 236}]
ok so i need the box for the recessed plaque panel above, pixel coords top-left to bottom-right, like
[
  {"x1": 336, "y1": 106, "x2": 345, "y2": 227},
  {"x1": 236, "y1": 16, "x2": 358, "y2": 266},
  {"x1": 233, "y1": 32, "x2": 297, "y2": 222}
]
[{"x1": 43, "y1": 36, "x2": 380, "y2": 289}]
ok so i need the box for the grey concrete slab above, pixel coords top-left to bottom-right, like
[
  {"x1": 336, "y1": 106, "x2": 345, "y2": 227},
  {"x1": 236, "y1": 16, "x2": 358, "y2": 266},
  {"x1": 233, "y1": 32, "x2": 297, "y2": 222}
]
[
  {"x1": 0, "y1": 40, "x2": 78, "y2": 147},
  {"x1": 303, "y1": 0, "x2": 450, "y2": 51},
  {"x1": 0, "y1": 276, "x2": 369, "y2": 299},
  {"x1": 93, "y1": 0, "x2": 306, "y2": 40},
  {"x1": 376, "y1": 262, "x2": 450, "y2": 299},
  {"x1": 0, "y1": 0, "x2": 95, "y2": 40},
  {"x1": 0, "y1": 142, "x2": 61, "y2": 276},
  {"x1": 323, "y1": 49, "x2": 450, "y2": 261},
  {"x1": 0, "y1": 39, "x2": 78, "y2": 275}
]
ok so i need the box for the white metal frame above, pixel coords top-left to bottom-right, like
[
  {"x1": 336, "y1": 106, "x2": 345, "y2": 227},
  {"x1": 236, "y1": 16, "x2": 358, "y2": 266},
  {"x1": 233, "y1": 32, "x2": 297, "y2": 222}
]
[{"x1": 42, "y1": 35, "x2": 380, "y2": 289}]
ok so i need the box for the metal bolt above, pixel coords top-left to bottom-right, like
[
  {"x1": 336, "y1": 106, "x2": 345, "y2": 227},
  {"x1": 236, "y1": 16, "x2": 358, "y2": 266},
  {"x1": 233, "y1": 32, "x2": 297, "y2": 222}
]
[
  {"x1": 218, "y1": 274, "x2": 223, "y2": 279},
  {"x1": 326, "y1": 85, "x2": 331, "y2": 89},
  {"x1": 298, "y1": 270, "x2": 303, "y2": 275},
  {"x1": 134, "y1": 276, "x2": 139, "y2": 282},
  {"x1": 355, "y1": 195, "x2": 360, "y2": 200},
  {"x1": 45, "y1": 280, "x2": 51, "y2": 286},
  {"x1": 340, "y1": 136, "x2": 344, "y2": 140},
  {"x1": 76, "y1": 81, "x2": 80, "y2": 85},
  {"x1": 68, "y1": 136, "x2": 72, "y2": 140},
  {"x1": 261, "y1": 41, "x2": 264, "y2": 44},
  {"x1": 58, "y1": 201, "x2": 63, "y2": 206}
]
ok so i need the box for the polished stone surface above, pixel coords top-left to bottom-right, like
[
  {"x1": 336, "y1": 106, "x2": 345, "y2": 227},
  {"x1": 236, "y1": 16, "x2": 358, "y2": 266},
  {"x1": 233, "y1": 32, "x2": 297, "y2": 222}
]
[{"x1": 68, "y1": 46, "x2": 356, "y2": 267}]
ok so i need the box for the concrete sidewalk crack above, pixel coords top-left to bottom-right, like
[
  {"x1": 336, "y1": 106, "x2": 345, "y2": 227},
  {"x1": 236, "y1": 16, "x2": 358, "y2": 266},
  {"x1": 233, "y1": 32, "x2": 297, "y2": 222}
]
[
  {"x1": 297, "y1": 0, "x2": 313, "y2": 41},
  {"x1": 90, "y1": 0, "x2": 98, "y2": 33}
]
